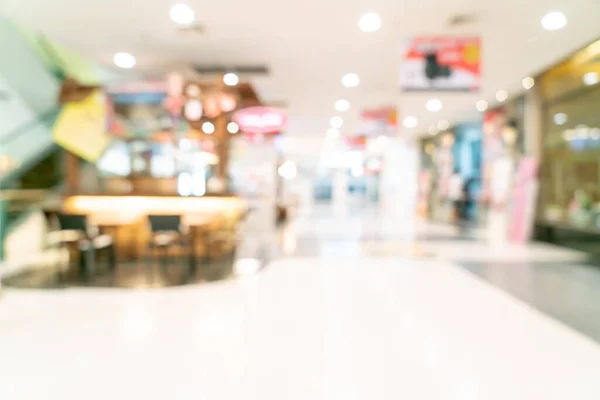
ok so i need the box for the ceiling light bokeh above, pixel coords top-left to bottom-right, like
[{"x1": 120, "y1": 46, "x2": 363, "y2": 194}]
[
  {"x1": 541, "y1": 11, "x2": 567, "y2": 31},
  {"x1": 496, "y1": 90, "x2": 508, "y2": 102},
  {"x1": 202, "y1": 121, "x2": 215, "y2": 134},
  {"x1": 358, "y1": 12, "x2": 382, "y2": 33},
  {"x1": 402, "y1": 116, "x2": 418, "y2": 128},
  {"x1": 227, "y1": 122, "x2": 239, "y2": 134},
  {"x1": 583, "y1": 72, "x2": 599, "y2": 86},
  {"x1": 476, "y1": 100, "x2": 488, "y2": 112},
  {"x1": 278, "y1": 161, "x2": 297, "y2": 180},
  {"x1": 426, "y1": 99, "x2": 443, "y2": 112},
  {"x1": 113, "y1": 52, "x2": 136, "y2": 69},
  {"x1": 170, "y1": 3, "x2": 195, "y2": 25},
  {"x1": 223, "y1": 72, "x2": 239, "y2": 86},
  {"x1": 522, "y1": 77, "x2": 535, "y2": 89},
  {"x1": 335, "y1": 99, "x2": 351, "y2": 112},
  {"x1": 554, "y1": 112, "x2": 568, "y2": 125},
  {"x1": 342, "y1": 73, "x2": 360, "y2": 88}
]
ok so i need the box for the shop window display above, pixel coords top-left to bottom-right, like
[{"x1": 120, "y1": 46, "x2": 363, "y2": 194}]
[{"x1": 538, "y1": 39, "x2": 600, "y2": 232}]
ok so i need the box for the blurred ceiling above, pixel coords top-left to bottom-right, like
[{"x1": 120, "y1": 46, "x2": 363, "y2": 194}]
[{"x1": 2, "y1": 0, "x2": 600, "y2": 140}]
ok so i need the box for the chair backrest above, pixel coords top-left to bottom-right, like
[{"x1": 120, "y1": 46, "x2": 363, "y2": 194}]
[
  {"x1": 56, "y1": 213, "x2": 88, "y2": 232},
  {"x1": 148, "y1": 215, "x2": 181, "y2": 232}
]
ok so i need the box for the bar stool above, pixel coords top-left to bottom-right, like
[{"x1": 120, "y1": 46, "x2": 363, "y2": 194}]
[
  {"x1": 47, "y1": 214, "x2": 116, "y2": 281},
  {"x1": 147, "y1": 215, "x2": 195, "y2": 271}
]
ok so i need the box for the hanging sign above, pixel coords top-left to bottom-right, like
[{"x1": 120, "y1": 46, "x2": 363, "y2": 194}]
[
  {"x1": 52, "y1": 90, "x2": 110, "y2": 162},
  {"x1": 233, "y1": 106, "x2": 287, "y2": 134},
  {"x1": 358, "y1": 107, "x2": 398, "y2": 136},
  {"x1": 400, "y1": 36, "x2": 481, "y2": 92}
]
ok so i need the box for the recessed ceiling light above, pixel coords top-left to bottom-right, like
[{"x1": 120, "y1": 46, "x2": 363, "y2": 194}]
[
  {"x1": 437, "y1": 120, "x2": 450, "y2": 131},
  {"x1": 541, "y1": 11, "x2": 567, "y2": 31},
  {"x1": 583, "y1": 72, "x2": 599, "y2": 86},
  {"x1": 335, "y1": 99, "x2": 351, "y2": 112},
  {"x1": 342, "y1": 73, "x2": 360, "y2": 88},
  {"x1": 402, "y1": 116, "x2": 418, "y2": 128},
  {"x1": 554, "y1": 112, "x2": 568, "y2": 126},
  {"x1": 113, "y1": 52, "x2": 136, "y2": 69},
  {"x1": 202, "y1": 121, "x2": 215, "y2": 134},
  {"x1": 522, "y1": 77, "x2": 535, "y2": 90},
  {"x1": 227, "y1": 122, "x2": 239, "y2": 134},
  {"x1": 476, "y1": 100, "x2": 488, "y2": 112},
  {"x1": 223, "y1": 72, "x2": 239, "y2": 86},
  {"x1": 496, "y1": 90, "x2": 508, "y2": 102},
  {"x1": 170, "y1": 3, "x2": 195, "y2": 25},
  {"x1": 330, "y1": 116, "x2": 344, "y2": 128},
  {"x1": 358, "y1": 12, "x2": 382, "y2": 33},
  {"x1": 426, "y1": 98, "x2": 443, "y2": 112}
]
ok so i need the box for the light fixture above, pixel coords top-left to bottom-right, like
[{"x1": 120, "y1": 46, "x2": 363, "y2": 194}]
[
  {"x1": 278, "y1": 161, "x2": 297, "y2": 180},
  {"x1": 223, "y1": 72, "x2": 239, "y2": 86},
  {"x1": 335, "y1": 99, "x2": 351, "y2": 112},
  {"x1": 202, "y1": 121, "x2": 215, "y2": 134},
  {"x1": 113, "y1": 52, "x2": 136, "y2": 69},
  {"x1": 330, "y1": 116, "x2": 344, "y2": 128},
  {"x1": 437, "y1": 120, "x2": 450, "y2": 131},
  {"x1": 476, "y1": 100, "x2": 488, "y2": 112},
  {"x1": 583, "y1": 72, "x2": 599, "y2": 86},
  {"x1": 541, "y1": 11, "x2": 567, "y2": 31},
  {"x1": 402, "y1": 116, "x2": 418, "y2": 128},
  {"x1": 358, "y1": 12, "x2": 382, "y2": 33},
  {"x1": 496, "y1": 90, "x2": 508, "y2": 102},
  {"x1": 522, "y1": 77, "x2": 535, "y2": 90},
  {"x1": 426, "y1": 98, "x2": 443, "y2": 112},
  {"x1": 342, "y1": 73, "x2": 360, "y2": 88},
  {"x1": 554, "y1": 112, "x2": 568, "y2": 126},
  {"x1": 170, "y1": 3, "x2": 195, "y2": 25},
  {"x1": 227, "y1": 121, "x2": 239, "y2": 134}
]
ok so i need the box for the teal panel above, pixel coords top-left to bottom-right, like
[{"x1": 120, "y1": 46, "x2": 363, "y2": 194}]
[{"x1": 0, "y1": 17, "x2": 60, "y2": 116}]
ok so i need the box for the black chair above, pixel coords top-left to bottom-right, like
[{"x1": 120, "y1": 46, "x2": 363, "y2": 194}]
[
  {"x1": 147, "y1": 215, "x2": 195, "y2": 271},
  {"x1": 49, "y1": 214, "x2": 116, "y2": 280}
]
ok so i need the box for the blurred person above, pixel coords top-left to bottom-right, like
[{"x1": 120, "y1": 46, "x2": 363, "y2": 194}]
[{"x1": 447, "y1": 168, "x2": 464, "y2": 224}]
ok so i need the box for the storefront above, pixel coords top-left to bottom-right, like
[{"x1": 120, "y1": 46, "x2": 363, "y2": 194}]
[{"x1": 536, "y1": 39, "x2": 600, "y2": 252}]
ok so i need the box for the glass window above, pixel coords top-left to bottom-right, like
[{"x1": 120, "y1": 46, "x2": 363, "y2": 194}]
[{"x1": 539, "y1": 86, "x2": 600, "y2": 231}]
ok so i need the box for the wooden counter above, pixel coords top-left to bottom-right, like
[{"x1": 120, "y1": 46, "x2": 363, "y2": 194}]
[{"x1": 58, "y1": 195, "x2": 246, "y2": 261}]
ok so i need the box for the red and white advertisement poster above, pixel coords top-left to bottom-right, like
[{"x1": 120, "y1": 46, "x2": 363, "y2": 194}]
[
  {"x1": 400, "y1": 37, "x2": 481, "y2": 92},
  {"x1": 358, "y1": 107, "x2": 398, "y2": 136}
]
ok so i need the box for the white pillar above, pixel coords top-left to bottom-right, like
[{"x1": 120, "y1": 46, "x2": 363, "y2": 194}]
[
  {"x1": 524, "y1": 88, "x2": 543, "y2": 160},
  {"x1": 380, "y1": 137, "x2": 419, "y2": 235},
  {"x1": 332, "y1": 169, "x2": 348, "y2": 218}
]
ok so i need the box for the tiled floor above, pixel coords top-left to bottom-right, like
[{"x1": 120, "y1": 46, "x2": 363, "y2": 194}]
[{"x1": 1, "y1": 204, "x2": 600, "y2": 399}]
